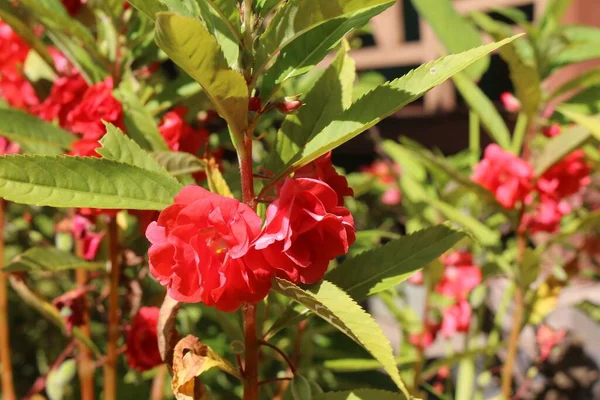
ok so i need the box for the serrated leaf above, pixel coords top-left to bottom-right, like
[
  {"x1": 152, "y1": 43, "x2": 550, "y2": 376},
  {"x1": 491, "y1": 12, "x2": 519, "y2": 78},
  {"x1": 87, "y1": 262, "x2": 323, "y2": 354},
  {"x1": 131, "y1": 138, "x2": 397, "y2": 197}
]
[
  {"x1": 152, "y1": 152, "x2": 206, "y2": 176},
  {"x1": 205, "y1": 159, "x2": 233, "y2": 198},
  {"x1": 269, "y1": 36, "x2": 520, "y2": 181},
  {"x1": 4, "y1": 247, "x2": 104, "y2": 273},
  {"x1": 0, "y1": 155, "x2": 182, "y2": 210},
  {"x1": 0, "y1": 109, "x2": 74, "y2": 154},
  {"x1": 556, "y1": 105, "x2": 600, "y2": 141},
  {"x1": 274, "y1": 278, "x2": 410, "y2": 397},
  {"x1": 98, "y1": 123, "x2": 168, "y2": 175},
  {"x1": 452, "y1": 72, "x2": 511, "y2": 148},
  {"x1": 267, "y1": 45, "x2": 355, "y2": 172},
  {"x1": 326, "y1": 226, "x2": 464, "y2": 301},
  {"x1": 115, "y1": 88, "x2": 170, "y2": 151},
  {"x1": 155, "y1": 12, "x2": 248, "y2": 141},
  {"x1": 313, "y1": 389, "x2": 405, "y2": 400},
  {"x1": 256, "y1": 0, "x2": 394, "y2": 71},
  {"x1": 534, "y1": 125, "x2": 591, "y2": 176},
  {"x1": 412, "y1": 0, "x2": 488, "y2": 80},
  {"x1": 471, "y1": 13, "x2": 540, "y2": 116},
  {"x1": 260, "y1": 3, "x2": 391, "y2": 99},
  {"x1": 127, "y1": 0, "x2": 168, "y2": 20}
]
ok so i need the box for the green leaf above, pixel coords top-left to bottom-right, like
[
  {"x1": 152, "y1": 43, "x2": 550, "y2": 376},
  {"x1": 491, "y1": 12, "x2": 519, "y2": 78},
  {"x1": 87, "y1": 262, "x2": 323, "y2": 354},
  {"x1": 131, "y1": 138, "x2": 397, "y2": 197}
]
[
  {"x1": 559, "y1": 86, "x2": 600, "y2": 116},
  {"x1": 576, "y1": 300, "x2": 600, "y2": 324},
  {"x1": 3, "y1": 247, "x2": 104, "y2": 273},
  {"x1": 411, "y1": 0, "x2": 488, "y2": 80},
  {"x1": 155, "y1": 12, "x2": 248, "y2": 141},
  {"x1": 550, "y1": 68, "x2": 600, "y2": 99},
  {"x1": 534, "y1": 125, "x2": 591, "y2": 176},
  {"x1": 314, "y1": 389, "x2": 405, "y2": 400},
  {"x1": 556, "y1": 105, "x2": 600, "y2": 141},
  {"x1": 159, "y1": 0, "x2": 199, "y2": 16},
  {"x1": 260, "y1": 3, "x2": 392, "y2": 100},
  {"x1": 256, "y1": 0, "x2": 394, "y2": 71},
  {"x1": 560, "y1": 25, "x2": 600, "y2": 43},
  {"x1": 47, "y1": 359, "x2": 77, "y2": 400},
  {"x1": 324, "y1": 354, "x2": 417, "y2": 372},
  {"x1": 0, "y1": 155, "x2": 182, "y2": 210},
  {"x1": 269, "y1": 36, "x2": 520, "y2": 181},
  {"x1": 196, "y1": 0, "x2": 241, "y2": 68},
  {"x1": 267, "y1": 45, "x2": 355, "y2": 172},
  {"x1": 471, "y1": 12, "x2": 540, "y2": 116},
  {"x1": 540, "y1": 0, "x2": 571, "y2": 34},
  {"x1": 274, "y1": 278, "x2": 410, "y2": 398},
  {"x1": 326, "y1": 226, "x2": 465, "y2": 301},
  {"x1": 0, "y1": 109, "x2": 74, "y2": 154},
  {"x1": 114, "y1": 88, "x2": 170, "y2": 151},
  {"x1": 97, "y1": 123, "x2": 170, "y2": 175},
  {"x1": 455, "y1": 358, "x2": 475, "y2": 400},
  {"x1": 551, "y1": 43, "x2": 600, "y2": 70},
  {"x1": 47, "y1": 31, "x2": 108, "y2": 84},
  {"x1": 152, "y1": 152, "x2": 206, "y2": 176},
  {"x1": 126, "y1": 0, "x2": 168, "y2": 20},
  {"x1": 452, "y1": 72, "x2": 511, "y2": 148},
  {"x1": 205, "y1": 160, "x2": 233, "y2": 198}
]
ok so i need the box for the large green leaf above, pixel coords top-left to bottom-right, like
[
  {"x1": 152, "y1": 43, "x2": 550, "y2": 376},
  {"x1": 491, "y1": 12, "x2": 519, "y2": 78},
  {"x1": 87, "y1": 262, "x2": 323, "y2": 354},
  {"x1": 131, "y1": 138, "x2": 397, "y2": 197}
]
[
  {"x1": 4, "y1": 247, "x2": 104, "y2": 273},
  {"x1": 556, "y1": 105, "x2": 600, "y2": 141},
  {"x1": 115, "y1": 88, "x2": 169, "y2": 151},
  {"x1": 159, "y1": 0, "x2": 199, "y2": 16},
  {"x1": 471, "y1": 13, "x2": 540, "y2": 116},
  {"x1": 534, "y1": 125, "x2": 591, "y2": 176},
  {"x1": 256, "y1": 0, "x2": 394, "y2": 71},
  {"x1": 326, "y1": 226, "x2": 465, "y2": 301},
  {"x1": 196, "y1": 0, "x2": 241, "y2": 67},
  {"x1": 155, "y1": 13, "x2": 248, "y2": 141},
  {"x1": 0, "y1": 155, "x2": 182, "y2": 210},
  {"x1": 412, "y1": 0, "x2": 488, "y2": 80},
  {"x1": 127, "y1": 0, "x2": 168, "y2": 19},
  {"x1": 97, "y1": 123, "x2": 170, "y2": 175},
  {"x1": 273, "y1": 278, "x2": 410, "y2": 398},
  {"x1": 260, "y1": 3, "x2": 392, "y2": 100},
  {"x1": 269, "y1": 36, "x2": 520, "y2": 181},
  {"x1": 314, "y1": 390, "x2": 404, "y2": 400},
  {"x1": 452, "y1": 72, "x2": 511, "y2": 148},
  {"x1": 540, "y1": 0, "x2": 571, "y2": 34},
  {"x1": 0, "y1": 109, "x2": 74, "y2": 154},
  {"x1": 267, "y1": 45, "x2": 355, "y2": 172},
  {"x1": 152, "y1": 152, "x2": 206, "y2": 176}
]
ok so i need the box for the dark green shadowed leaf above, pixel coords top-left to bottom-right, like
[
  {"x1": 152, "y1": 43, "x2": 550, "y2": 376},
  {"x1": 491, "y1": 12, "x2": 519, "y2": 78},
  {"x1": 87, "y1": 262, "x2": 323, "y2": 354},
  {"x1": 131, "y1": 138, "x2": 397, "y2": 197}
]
[
  {"x1": 152, "y1": 152, "x2": 206, "y2": 176},
  {"x1": 4, "y1": 247, "x2": 104, "y2": 273}
]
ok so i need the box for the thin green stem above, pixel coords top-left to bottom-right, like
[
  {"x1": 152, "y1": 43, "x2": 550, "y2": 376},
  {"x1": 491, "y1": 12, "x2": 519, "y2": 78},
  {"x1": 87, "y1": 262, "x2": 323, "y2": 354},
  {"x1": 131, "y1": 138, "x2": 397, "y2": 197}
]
[
  {"x1": 511, "y1": 113, "x2": 529, "y2": 155},
  {"x1": 469, "y1": 110, "x2": 480, "y2": 158},
  {"x1": 0, "y1": 200, "x2": 16, "y2": 400}
]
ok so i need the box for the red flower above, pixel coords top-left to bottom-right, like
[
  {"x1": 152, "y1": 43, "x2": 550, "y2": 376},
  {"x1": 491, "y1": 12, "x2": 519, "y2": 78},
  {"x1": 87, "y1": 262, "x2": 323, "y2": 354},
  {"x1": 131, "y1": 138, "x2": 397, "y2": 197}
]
[
  {"x1": 0, "y1": 74, "x2": 39, "y2": 111},
  {"x1": 35, "y1": 74, "x2": 88, "y2": 127},
  {"x1": 440, "y1": 299, "x2": 472, "y2": 338},
  {"x1": 62, "y1": 0, "x2": 85, "y2": 16},
  {"x1": 66, "y1": 78, "x2": 124, "y2": 142},
  {"x1": 500, "y1": 92, "x2": 521, "y2": 113},
  {"x1": 158, "y1": 107, "x2": 208, "y2": 155},
  {"x1": 542, "y1": 124, "x2": 561, "y2": 138},
  {"x1": 536, "y1": 324, "x2": 566, "y2": 361},
  {"x1": 472, "y1": 144, "x2": 534, "y2": 209},
  {"x1": 409, "y1": 321, "x2": 440, "y2": 349},
  {"x1": 520, "y1": 197, "x2": 571, "y2": 234},
  {"x1": 71, "y1": 214, "x2": 105, "y2": 260},
  {"x1": 0, "y1": 20, "x2": 29, "y2": 79},
  {"x1": 294, "y1": 152, "x2": 354, "y2": 206},
  {"x1": 254, "y1": 178, "x2": 356, "y2": 285},
  {"x1": 361, "y1": 160, "x2": 400, "y2": 184},
  {"x1": 0, "y1": 136, "x2": 20, "y2": 155},
  {"x1": 53, "y1": 286, "x2": 92, "y2": 334},
  {"x1": 536, "y1": 150, "x2": 590, "y2": 201},
  {"x1": 125, "y1": 307, "x2": 163, "y2": 371},
  {"x1": 435, "y1": 251, "x2": 481, "y2": 300},
  {"x1": 146, "y1": 186, "x2": 272, "y2": 311}
]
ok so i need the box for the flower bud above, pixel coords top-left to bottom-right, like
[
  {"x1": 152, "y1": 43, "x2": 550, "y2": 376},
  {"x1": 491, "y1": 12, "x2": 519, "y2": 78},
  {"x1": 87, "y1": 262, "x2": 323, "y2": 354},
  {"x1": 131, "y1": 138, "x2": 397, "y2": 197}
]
[
  {"x1": 276, "y1": 99, "x2": 303, "y2": 113},
  {"x1": 500, "y1": 92, "x2": 521, "y2": 112},
  {"x1": 542, "y1": 124, "x2": 561, "y2": 138},
  {"x1": 248, "y1": 96, "x2": 262, "y2": 112}
]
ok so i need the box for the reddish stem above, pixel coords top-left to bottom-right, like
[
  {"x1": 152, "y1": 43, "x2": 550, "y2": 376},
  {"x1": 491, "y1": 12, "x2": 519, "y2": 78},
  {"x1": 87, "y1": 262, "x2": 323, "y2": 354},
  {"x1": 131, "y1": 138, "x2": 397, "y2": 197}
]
[
  {"x1": 259, "y1": 340, "x2": 296, "y2": 375},
  {"x1": 150, "y1": 364, "x2": 167, "y2": 400},
  {"x1": 0, "y1": 200, "x2": 16, "y2": 400},
  {"x1": 243, "y1": 303, "x2": 259, "y2": 400},
  {"x1": 104, "y1": 217, "x2": 121, "y2": 400}
]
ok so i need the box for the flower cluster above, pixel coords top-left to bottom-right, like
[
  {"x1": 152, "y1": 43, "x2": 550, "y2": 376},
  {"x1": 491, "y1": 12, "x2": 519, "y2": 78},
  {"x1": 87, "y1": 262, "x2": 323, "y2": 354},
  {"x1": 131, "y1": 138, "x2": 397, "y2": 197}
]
[
  {"x1": 472, "y1": 144, "x2": 591, "y2": 233},
  {"x1": 146, "y1": 157, "x2": 356, "y2": 311},
  {"x1": 409, "y1": 251, "x2": 482, "y2": 347},
  {"x1": 361, "y1": 159, "x2": 402, "y2": 206}
]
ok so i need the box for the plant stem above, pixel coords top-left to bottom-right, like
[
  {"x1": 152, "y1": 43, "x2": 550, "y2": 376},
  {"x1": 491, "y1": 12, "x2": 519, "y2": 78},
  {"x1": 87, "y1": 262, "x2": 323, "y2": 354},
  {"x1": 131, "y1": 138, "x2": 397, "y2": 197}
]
[
  {"x1": 243, "y1": 304, "x2": 259, "y2": 400},
  {"x1": 0, "y1": 200, "x2": 16, "y2": 400},
  {"x1": 511, "y1": 113, "x2": 529, "y2": 155},
  {"x1": 150, "y1": 365, "x2": 167, "y2": 400},
  {"x1": 104, "y1": 217, "x2": 121, "y2": 400},
  {"x1": 469, "y1": 111, "x2": 480, "y2": 158},
  {"x1": 74, "y1": 235, "x2": 95, "y2": 400}
]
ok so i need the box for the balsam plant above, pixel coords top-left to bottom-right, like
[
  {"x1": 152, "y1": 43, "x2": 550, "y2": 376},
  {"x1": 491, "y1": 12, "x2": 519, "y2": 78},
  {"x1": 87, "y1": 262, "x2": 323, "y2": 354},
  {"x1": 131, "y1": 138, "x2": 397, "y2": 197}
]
[{"x1": 2, "y1": 0, "x2": 596, "y2": 399}]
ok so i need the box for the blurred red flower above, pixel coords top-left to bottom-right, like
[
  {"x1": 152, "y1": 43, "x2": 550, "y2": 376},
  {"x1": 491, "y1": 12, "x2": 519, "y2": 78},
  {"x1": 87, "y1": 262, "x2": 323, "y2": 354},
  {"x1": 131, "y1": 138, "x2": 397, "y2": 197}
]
[{"x1": 125, "y1": 307, "x2": 163, "y2": 371}]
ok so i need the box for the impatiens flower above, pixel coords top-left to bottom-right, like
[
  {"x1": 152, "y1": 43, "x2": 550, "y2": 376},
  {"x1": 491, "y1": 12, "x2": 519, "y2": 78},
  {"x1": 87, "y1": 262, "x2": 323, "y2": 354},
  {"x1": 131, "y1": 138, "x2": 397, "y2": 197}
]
[
  {"x1": 536, "y1": 325, "x2": 566, "y2": 361},
  {"x1": 381, "y1": 188, "x2": 402, "y2": 206},
  {"x1": 435, "y1": 251, "x2": 482, "y2": 299},
  {"x1": 53, "y1": 286, "x2": 92, "y2": 333},
  {"x1": 0, "y1": 20, "x2": 29, "y2": 79},
  {"x1": 542, "y1": 124, "x2": 561, "y2": 138},
  {"x1": 146, "y1": 186, "x2": 272, "y2": 311},
  {"x1": 35, "y1": 74, "x2": 88, "y2": 126},
  {"x1": 409, "y1": 321, "x2": 440, "y2": 349},
  {"x1": 361, "y1": 160, "x2": 401, "y2": 184},
  {"x1": 158, "y1": 107, "x2": 208, "y2": 155},
  {"x1": 71, "y1": 214, "x2": 105, "y2": 260},
  {"x1": 500, "y1": 92, "x2": 521, "y2": 112},
  {"x1": 472, "y1": 144, "x2": 534, "y2": 209},
  {"x1": 440, "y1": 299, "x2": 472, "y2": 338},
  {"x1": 0, "y1": 74, "x2": 39, "y2": 111},
  {"x1": 520, "y1": 197, "x2": 571, "y2": 234},
  {"x1": 125, "y1": 307, "x2": 163, "y2": 371},
  {"x1": 294, "y1": 152, "x2": 354, "y2": 206},
  {"x1": 536, "y1": 150, "x2": 591, "y2": 201},
  {"x1": 0, "y1": 137, "x2": 20, "y2": 155},
  {"x1": 254, "y1": 178, "x2": 356, "y2": 285},
  {"x1": 66, "y1": 78, "x2": 124, "y2": 142}
]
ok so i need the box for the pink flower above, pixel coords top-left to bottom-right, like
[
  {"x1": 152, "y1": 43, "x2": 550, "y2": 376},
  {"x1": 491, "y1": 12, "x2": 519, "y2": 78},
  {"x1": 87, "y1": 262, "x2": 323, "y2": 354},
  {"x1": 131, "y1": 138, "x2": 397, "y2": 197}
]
[
  {"x1": 440, "y1": 300, "x2": 472, "y2": 338},
  {"x1": 125, "y1": 307, "x2": 163, "y2": 371},
  {"x1": 0, "y1": 20, "x2": 29, "y2": 79},
  {"x1": 435, "y1": 251, "x2": 481, "y2": 300},
  {"x1": 294, "y1": 152, "x2": 354, "y2": 206},
  {"x1": 381, "y1": 188, "x2": 402, "y2": 206},
  {"x1": 536, "y1": 150, "x2": 590, "y2": 201},
  {"x1": 536, "y1": 325, "x2": 566, "y2": 361},
  {"x1": 0, "y1": 136, "x2": 20, "y2": 155},
  {"x1": 408, "y1": 270, "x2": 423, "y2": 285},
  {"x1": 253, "y1": 178, "x2": 356, "y2": 285},
  {"x1": 71, "y1": 214, "x2": 105, "y2": 260},
  {"x1": 146, "y1": 186, "x2": 272, "y2": 311},
  {"x1": 0, "y1": 74, "x2": 39, "y2": 111},
  {"x1": 520, "y1": 197, "x2": 571, "y2": 234},
  {"x1": 542, "y1": 124, "x2": 561, "y2": 138},
  {"x1": 472, "y1": 144, "x2": 534, "y2": 209},
  {"x1": 158, "y1": 107, "x2": 208, "y2": 155},
  {"x1": 500, "y1": 92, "x2": 521, "y2": 112}
]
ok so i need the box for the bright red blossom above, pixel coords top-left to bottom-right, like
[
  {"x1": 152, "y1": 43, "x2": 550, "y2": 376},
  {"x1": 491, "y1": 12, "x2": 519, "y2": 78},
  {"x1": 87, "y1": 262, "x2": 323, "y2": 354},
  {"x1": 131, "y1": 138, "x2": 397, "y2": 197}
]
[
  {"x1": 537, "y1": 150, "x2": 591, "y2": 200},
  {"x1": 294, "y1": 152, "x2": 354, "y2": 206},
  {"x1": 158, "y1": 107, "x2": 208, "y2": 154},
  {"x1": 125, "y1": 307, "x2": 163, "y2": 371},
  {"x1": 520, "y1": 197, "x2": 571, "y2": 234},
  {"x1": 440, "y1": 299, "x2": 472, "y2": 338},
  {"x1": 0, "y1": 73, "x2": 39, "y2": 111},
  {"x1": 436, "y1": 251, "x2": 482, "y2": 300},
  {"x1": 0, "y1": 20, "x2": 29, "y2": 79},
  {"x1": 254, "y1": 178, "x2": 356, "y2": 285},
  {"x1": 472, "y1": 144, "x2": 534, "y2": 209},
  {"x1": 35, "y1": 74, "x2": 88, "y2": 126},
  {"x1": 0, "y1": 137, "x2": 20, "y2": 155},
  {"x1": 146, "y1": 186, "x2": 272, "y2": 311}
]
